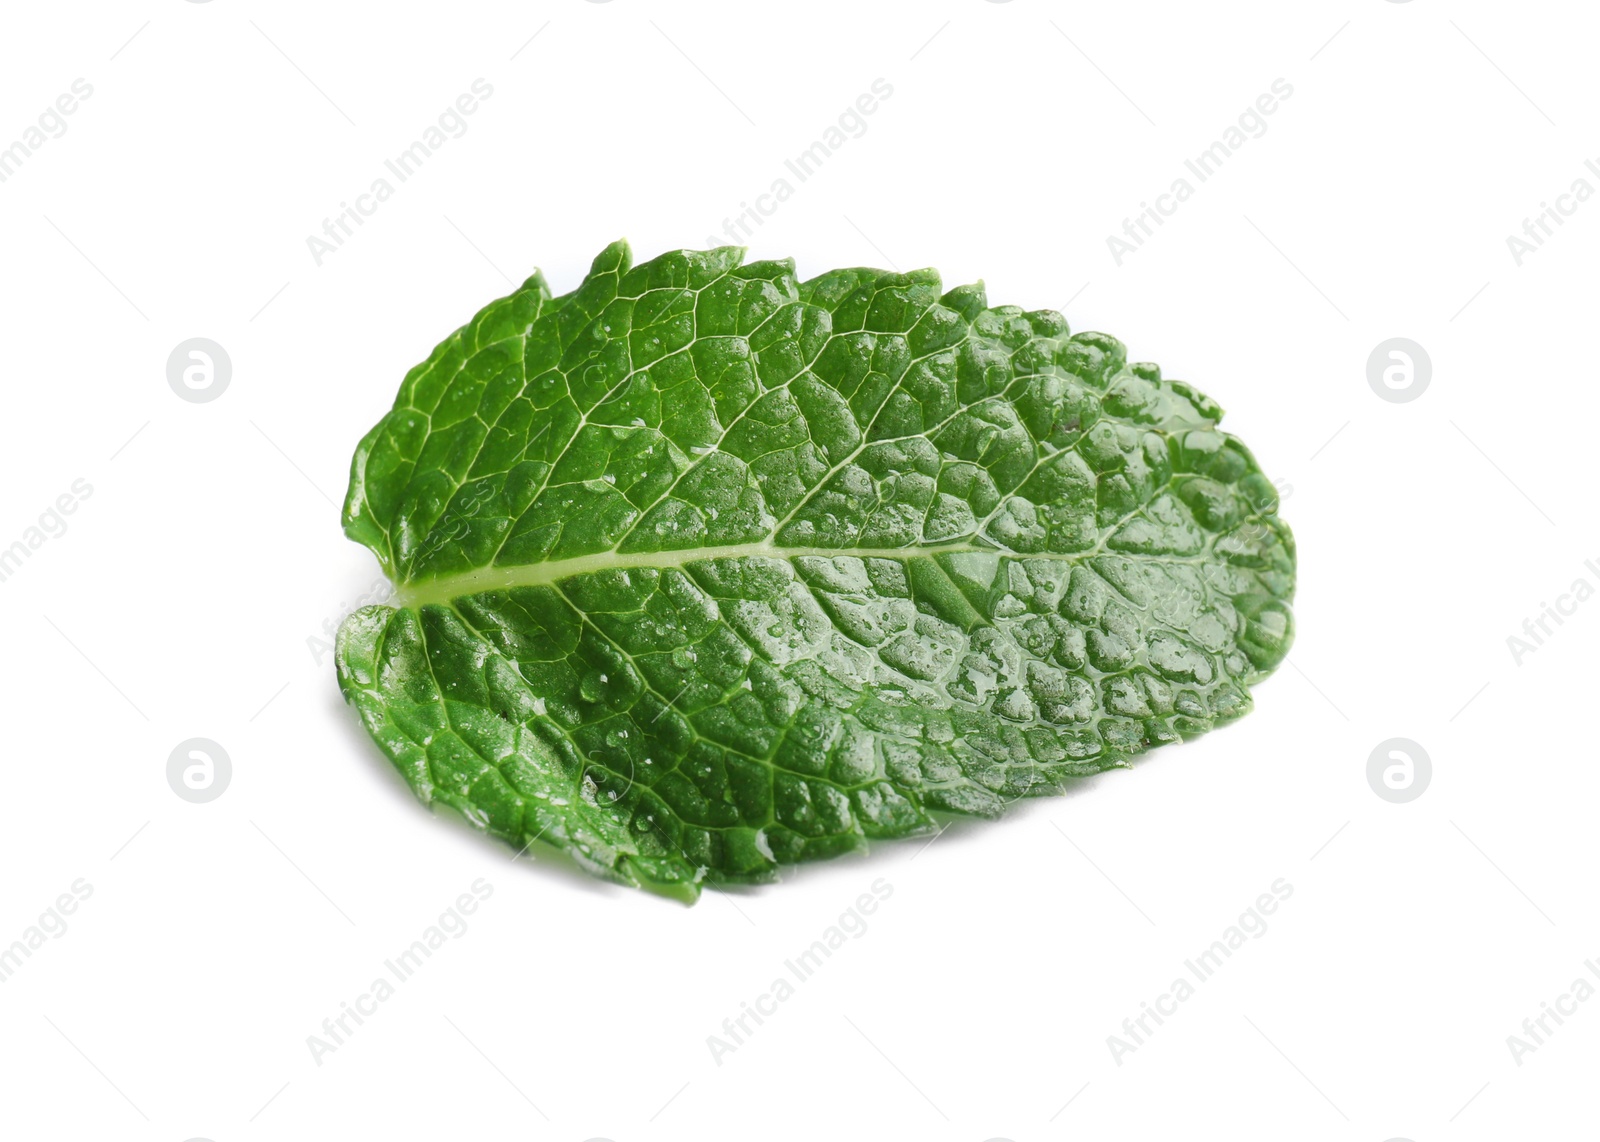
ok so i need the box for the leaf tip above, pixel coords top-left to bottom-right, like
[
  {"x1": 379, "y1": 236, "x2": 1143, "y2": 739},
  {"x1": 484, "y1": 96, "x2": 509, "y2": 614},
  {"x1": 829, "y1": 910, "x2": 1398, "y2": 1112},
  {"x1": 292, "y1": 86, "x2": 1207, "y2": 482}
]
[{"x1": 589, "y1": 238, "x2": 633, "y2": 279}]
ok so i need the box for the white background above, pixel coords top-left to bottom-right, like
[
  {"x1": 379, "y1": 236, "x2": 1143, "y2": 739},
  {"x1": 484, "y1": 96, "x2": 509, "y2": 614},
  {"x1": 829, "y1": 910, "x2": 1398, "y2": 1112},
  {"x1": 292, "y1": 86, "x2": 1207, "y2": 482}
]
[{"x1": 1, "y1": 1, "x2": 1595, "y2": 1139}]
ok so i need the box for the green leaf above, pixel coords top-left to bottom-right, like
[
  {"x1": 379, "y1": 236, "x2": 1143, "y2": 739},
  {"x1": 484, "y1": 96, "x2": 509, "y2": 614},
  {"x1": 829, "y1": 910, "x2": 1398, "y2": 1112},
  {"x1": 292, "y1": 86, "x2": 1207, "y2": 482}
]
[{"x1": 336, "y1": 240, "x2": 1295, "y2": 902}]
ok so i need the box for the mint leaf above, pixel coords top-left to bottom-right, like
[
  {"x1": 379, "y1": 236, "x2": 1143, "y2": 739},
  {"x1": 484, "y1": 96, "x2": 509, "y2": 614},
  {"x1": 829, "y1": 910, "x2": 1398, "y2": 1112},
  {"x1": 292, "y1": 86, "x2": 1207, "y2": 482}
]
[{"x1": 336, "y1": 241, "x2": 1295, "y2": 901}]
